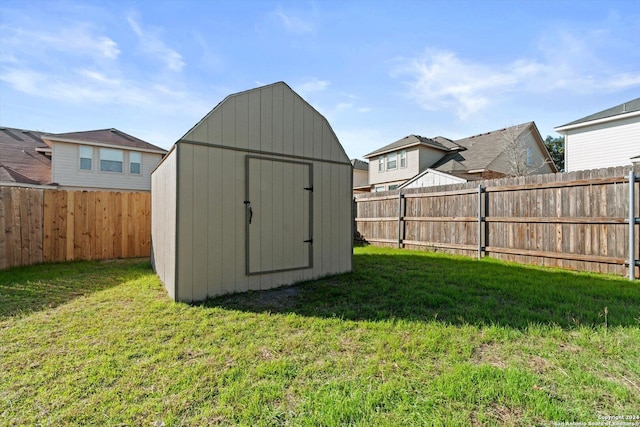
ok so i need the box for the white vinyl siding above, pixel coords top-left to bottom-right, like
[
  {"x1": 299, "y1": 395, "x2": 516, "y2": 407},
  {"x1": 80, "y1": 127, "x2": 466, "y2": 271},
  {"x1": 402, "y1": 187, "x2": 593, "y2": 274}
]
[
  {"x1": 100, "y1": 148, "x2": 123, "y2": 172},
  {"x1": 51, "y1": 141, "x2": 163, "y2": 191},
  {"x1": 401, "y1": 169, "x2": 467, "y2": 189},
  {"x1": 79, "y1": 146, "x2": 92, "y2": 170},
  {"x1": 564, "y1": 115, "x2": 640, "y2": 172}
]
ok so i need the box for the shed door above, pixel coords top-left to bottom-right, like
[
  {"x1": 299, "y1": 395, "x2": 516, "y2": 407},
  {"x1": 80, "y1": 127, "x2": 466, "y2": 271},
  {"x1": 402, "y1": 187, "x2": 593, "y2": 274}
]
[{"x1": 245, "y1": 156, "x2": 312, "y2": 275}]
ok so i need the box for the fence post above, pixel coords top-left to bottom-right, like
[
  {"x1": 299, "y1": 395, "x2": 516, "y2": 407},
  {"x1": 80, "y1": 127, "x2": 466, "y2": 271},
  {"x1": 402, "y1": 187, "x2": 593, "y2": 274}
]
[
  {"x1": 398, "y1": 192, "x2": 404, "y2": 248},
  {"x1": 630, "y1": 171, "x2": 637, "y2": 280},
  {"x1": 478, "y1": 185, "x2": 483, "y2": 260}
]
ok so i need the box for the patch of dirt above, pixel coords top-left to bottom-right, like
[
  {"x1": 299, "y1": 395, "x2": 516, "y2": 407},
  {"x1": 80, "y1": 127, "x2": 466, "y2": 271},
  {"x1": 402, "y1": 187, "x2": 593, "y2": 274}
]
[
  {"x1": 527, "y1": 355, "x2": 553, "y2": 375},
  {"x1": 471, "y1": 342, "x2": 506, "y2": 368}
]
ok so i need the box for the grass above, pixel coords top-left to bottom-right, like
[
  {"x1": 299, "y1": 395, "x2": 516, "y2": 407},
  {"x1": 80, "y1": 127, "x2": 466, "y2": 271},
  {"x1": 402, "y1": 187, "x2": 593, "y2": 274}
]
[{"x1": 0, "y1": 246, "x2": 639, "y2": 426}]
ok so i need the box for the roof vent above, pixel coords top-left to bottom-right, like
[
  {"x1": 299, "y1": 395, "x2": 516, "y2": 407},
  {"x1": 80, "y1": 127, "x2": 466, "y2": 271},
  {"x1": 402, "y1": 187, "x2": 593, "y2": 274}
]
[{"x1": 623, "y1": 103, "x2": 626, "y2": 112}]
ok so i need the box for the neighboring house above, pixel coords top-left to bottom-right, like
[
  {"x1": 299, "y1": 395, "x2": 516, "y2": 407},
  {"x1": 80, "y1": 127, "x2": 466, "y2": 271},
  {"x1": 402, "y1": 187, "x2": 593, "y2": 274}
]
[
  {"x1": 364, "y1": 122, "x2": 556, "y2": 191},
  {"x1": 0, "y1": 126, "x2": 166, "y2": 191},
  {"x1": 0, "y1": 127, "x2": 52, "y2": 186},
  {"x1": 554, "y1": 97, "x2": 640, "y2": 172},
  {"x1": 364, "y1": 135, "x2": 462, "y2": 191},
  {"x1": 351, "y1": 159, "x2": 370, "y2": 193}
]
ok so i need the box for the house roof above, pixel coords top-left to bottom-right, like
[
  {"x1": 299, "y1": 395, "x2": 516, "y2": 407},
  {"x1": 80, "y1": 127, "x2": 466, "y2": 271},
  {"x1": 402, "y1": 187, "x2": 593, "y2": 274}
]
[
  {"x1": 364, "y1": 134, "x2": 461, "y2": 158},
  {"x1": 351, "y1": 159, "x2": 368, "y2": 170},
  {"x1": 431, "y1": 122, "x2": 536, "y2": 173},
  {"x1": 556, "y1": 97, "x2": 640, "y2": 129},
  {"x1": 0, "y1": 127, "x2": 52, "y2": 185},
  {"x1": 42, "y1": 128, "x2": 166, "y2": 153}
]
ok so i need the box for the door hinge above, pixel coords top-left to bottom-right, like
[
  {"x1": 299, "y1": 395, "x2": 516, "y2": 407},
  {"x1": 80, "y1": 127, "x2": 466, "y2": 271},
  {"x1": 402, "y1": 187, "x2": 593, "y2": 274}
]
[
  {"x1": 304, "y1": 186, "x2": 313, "y2": 192},
  {"x1": 304, "y1": 238, "x2": 313, "y2": 244}
]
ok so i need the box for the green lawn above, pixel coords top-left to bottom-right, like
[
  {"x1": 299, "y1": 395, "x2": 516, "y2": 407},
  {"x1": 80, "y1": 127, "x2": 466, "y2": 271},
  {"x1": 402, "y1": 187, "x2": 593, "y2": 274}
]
[{"x1": 1, "y1": 246, "x2": 639, "y2": 426}]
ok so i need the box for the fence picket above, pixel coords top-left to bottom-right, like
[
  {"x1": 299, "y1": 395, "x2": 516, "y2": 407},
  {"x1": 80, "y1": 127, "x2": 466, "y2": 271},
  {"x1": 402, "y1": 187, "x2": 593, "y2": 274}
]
[
  {"x1": 0, "y1": 187, "x2": 151, "y2": 270},
  {"x1": 355, "y1": 165, "x2": 639, "y2": 278}
]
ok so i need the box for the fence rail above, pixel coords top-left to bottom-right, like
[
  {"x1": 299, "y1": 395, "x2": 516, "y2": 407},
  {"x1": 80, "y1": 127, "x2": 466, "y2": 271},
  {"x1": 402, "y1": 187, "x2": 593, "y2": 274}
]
[
  {"x1": 355, "y1": 166, "x2": 640, "y2": 279},
  {"x1": 0, "y1": 186, "x2": 150, "y2": 270}
]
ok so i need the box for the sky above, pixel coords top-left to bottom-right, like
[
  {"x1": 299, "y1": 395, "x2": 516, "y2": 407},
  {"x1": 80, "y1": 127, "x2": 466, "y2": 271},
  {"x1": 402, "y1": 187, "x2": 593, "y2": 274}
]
[{"x1": 1, "y1": 0, "x2": 639, "y2": 160}]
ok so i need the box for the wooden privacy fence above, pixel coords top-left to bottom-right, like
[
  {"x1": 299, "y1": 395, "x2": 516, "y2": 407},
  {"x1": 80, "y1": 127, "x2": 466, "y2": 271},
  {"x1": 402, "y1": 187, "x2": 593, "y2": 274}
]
[
  {"x1": 0, "y1": 186, "x2": 151, "y2": 270},
  {"x1": 355, "y1": 166, "x2": 640, "y2": 279}
]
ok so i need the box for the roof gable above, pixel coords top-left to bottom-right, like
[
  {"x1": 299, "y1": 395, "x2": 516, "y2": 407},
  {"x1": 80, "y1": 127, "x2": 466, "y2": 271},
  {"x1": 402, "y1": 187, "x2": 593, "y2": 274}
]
[{"x1": 42, "y1": 128, "x2": 166, "y2": 153}]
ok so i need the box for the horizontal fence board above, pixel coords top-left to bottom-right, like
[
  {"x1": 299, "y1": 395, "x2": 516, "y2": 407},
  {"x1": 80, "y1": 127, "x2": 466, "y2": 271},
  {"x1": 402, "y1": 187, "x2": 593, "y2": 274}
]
[
  {"x1": 0, "y1": 186, "x2": 151, "y2": 270},
  {"x1": 355, "y1": 165, "x2": 640, "y2": 279}
]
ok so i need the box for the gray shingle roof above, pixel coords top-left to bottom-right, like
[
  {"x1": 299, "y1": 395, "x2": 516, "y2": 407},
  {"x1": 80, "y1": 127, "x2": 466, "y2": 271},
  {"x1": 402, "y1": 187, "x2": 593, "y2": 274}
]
[
  {"x1": 351, "y1": 158, "x2": 368, "y2": 170},
  {"x1": 42, "y1": 128, "x2": 166, "y2": 153},
  {"x1": 556, "y1": 97, "x2": 640, "y2": 128},
  {"x1": 364, "y1": 134, "x2": 461, "y2": 158},
  {"x1": 431, "y1": 122, "x2": 534, "y2": 173},
  {"x1": 0, "y1": 127, "x2": 52, "y2": 185}
]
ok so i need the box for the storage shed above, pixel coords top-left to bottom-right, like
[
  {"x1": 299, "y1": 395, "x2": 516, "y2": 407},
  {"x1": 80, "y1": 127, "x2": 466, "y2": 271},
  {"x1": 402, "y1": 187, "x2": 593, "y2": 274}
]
[{"x1": 151, "y1": 82, "x2": 353, "y2": 301}]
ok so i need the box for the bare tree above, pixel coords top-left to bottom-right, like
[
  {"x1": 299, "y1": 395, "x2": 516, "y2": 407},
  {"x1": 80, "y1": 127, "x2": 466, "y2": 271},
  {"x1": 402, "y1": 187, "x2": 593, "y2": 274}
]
[{"x1": 501, "y1": 124, "x2": 550, "y2": 177}]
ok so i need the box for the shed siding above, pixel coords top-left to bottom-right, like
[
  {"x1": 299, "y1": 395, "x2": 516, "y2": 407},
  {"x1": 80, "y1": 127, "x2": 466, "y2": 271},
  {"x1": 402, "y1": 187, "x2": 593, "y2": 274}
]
[
  {"x1": 151, "y1": 147, "x2": 177, "y2": 299},
  {"x1": 565, "y1": 116, "x2": 640, "y2": 172},
  {"x1": 175, "y1": 144, "x2": 352, "y2": 299},
  {"x1": 52, "y1": 141, "x2": 162, "y2": 191}
]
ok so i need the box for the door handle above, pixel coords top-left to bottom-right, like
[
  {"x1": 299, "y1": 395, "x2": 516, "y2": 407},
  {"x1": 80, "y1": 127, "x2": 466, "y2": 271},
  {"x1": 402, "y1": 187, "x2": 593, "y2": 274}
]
[{"x1": 244, "y1": 201, "x2": 253, "y2": 224}]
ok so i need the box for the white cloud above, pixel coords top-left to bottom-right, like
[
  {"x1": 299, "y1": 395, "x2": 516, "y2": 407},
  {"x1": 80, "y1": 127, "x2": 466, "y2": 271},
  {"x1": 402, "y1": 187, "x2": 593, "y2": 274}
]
[
  {"x1": 295, "y1": 78, "x2": 330, "y2": 95},
  {"x1": 395, "y1": 50, "x2": 542, "y2": 120},
  {"x1": 273, "y1": 6, "x2": 315, "y2": 34},
  {"x1": 397, "y1": 39, "x2": 640, "y2": 120},
  {"x1": 0, "y1": 25, "x2": 120, "y2": 61},
  {"x1": 0, "y1": 66, "x2": 208, "y2": 117},
  {"x1": 127, "y1": 15, "x2": 185, "y2": 72}
]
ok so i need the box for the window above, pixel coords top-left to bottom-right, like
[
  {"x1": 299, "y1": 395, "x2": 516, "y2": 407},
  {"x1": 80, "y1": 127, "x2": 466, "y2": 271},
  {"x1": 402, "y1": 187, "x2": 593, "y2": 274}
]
[
  {"x1": 386, "y1": 152, "x2": 397, "y2": 170},
  {"x1": 399, "y1": 150, "x2": 407, "y2": 168},
  {"x1": 388, "y1": 184, "x2": 399, "y2": 190},
  {"x1": 526, "y1": 147, "x2": 532, "y2": 166},
  {"x1": 374, "y1": 186, "x2": 385, "y2": 192},
  {"x1": 378, "y1": 157, "x2": 384, "y2": 172},
  {"x1": 130, "y1": 152, "x2": 141, "y2": 174},
  {"x1": 79, "y1": 146, "x2": 92, "y2": 170},
  {"x1": 100, "y1": 148, "x2": 123, "y2": 172}
]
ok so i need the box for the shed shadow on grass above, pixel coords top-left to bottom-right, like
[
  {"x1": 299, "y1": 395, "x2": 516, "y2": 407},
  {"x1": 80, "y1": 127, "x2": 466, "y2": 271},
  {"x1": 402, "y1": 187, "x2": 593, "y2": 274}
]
[
  {"x1": 206, "y1": 252, "x2": 640, "y2": 330},
  {"x1": 0, "y1": 259, "x2": 150, "y2": 319}
]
